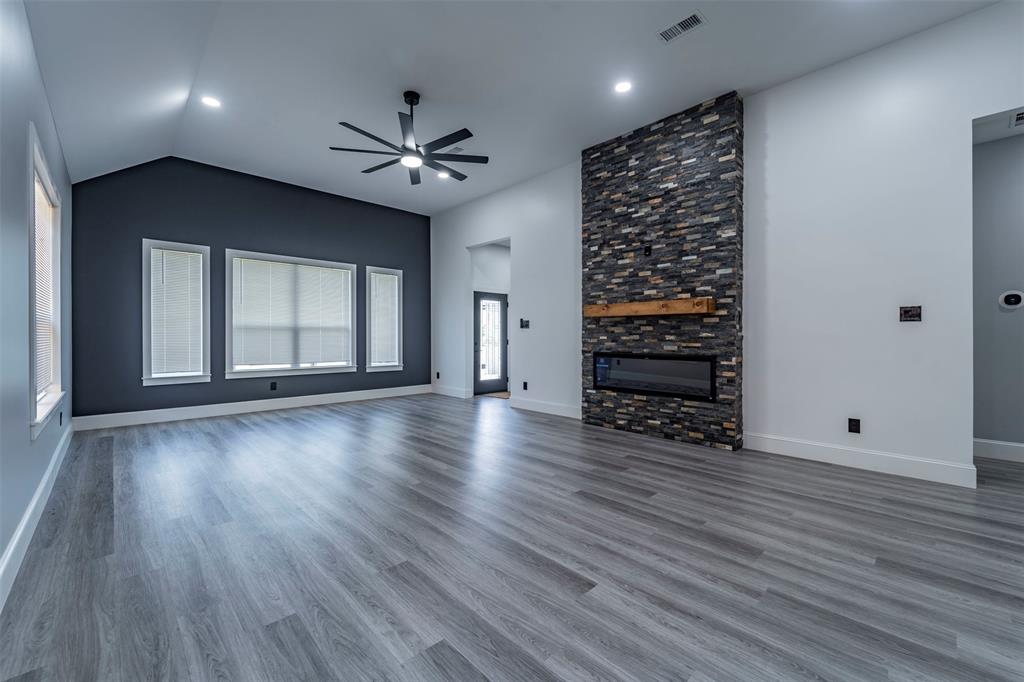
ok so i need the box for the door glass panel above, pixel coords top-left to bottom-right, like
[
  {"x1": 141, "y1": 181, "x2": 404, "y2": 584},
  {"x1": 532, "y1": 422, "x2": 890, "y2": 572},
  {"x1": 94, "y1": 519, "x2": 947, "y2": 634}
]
[{"x1": 479, "y1": 298, "x2": 501, "y2": 381}]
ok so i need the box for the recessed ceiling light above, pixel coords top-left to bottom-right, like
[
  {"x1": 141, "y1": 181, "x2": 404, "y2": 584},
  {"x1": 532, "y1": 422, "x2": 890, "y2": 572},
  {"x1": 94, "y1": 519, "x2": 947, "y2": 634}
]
[
  {"x1": 614, "y1": 81, "x2": 632, "y2": 94},
  {"x1": 200, "y1": 96, "x2": 221, "y2": 108},
  {"x1": 400, "y1": 153, "x2": 423, "y2": 168},
  {"x1": 437, "y1": 171, "x2": 450, "y2": 179}
]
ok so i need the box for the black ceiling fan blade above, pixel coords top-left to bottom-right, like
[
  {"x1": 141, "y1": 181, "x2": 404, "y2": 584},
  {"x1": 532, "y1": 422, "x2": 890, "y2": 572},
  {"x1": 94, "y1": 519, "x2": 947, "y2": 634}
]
[
  {"x1": 362, "y1": 158, "x2": 401, "y2": 174},
  {"x1": 408, "y1": 166, "x2": 421, "y2": 185},
  {"x1": 339, "y1": 122, "x2": 403, "y2": 152},
  {"x1": 421, "y1": 128, "x2": 472, "y2": 154},
  {"x1": 427, "y1": 153, "x2": 489, "y2": 164},
  {"x1": 398, "y1": 112, "x2": 416, "y2": 150},
  {"x1": 423, "y1": 159, "x2": 467, "y2": 181},
  {"x1": 329, "y1": 146, "x2": 400, "y2": 156}
]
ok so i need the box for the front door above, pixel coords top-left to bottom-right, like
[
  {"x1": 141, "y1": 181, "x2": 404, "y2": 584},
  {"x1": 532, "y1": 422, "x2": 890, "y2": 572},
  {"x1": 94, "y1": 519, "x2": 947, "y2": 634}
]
[{"x1": 473, "y1": 291, "x2": 508, "y2": 395}]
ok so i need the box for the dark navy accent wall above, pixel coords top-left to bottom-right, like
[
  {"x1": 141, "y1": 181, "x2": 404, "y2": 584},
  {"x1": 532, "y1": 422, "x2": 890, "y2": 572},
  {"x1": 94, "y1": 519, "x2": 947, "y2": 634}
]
[{"x1": 72, "y1": 157, "x2": 430, "y2": 416}]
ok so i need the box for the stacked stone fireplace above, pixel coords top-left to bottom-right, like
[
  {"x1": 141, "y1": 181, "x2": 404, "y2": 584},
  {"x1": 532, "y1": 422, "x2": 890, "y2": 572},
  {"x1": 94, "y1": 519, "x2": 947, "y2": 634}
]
[{"x1": 581, "y1": 92, "x2": 743, "y2": 450}]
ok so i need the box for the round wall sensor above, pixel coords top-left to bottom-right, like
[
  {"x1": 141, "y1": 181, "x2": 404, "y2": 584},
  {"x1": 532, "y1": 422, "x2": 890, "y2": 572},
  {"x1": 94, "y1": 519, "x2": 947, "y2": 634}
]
[{"x1": 998, "y1": 290, "x2": 1023, "y2": 310}]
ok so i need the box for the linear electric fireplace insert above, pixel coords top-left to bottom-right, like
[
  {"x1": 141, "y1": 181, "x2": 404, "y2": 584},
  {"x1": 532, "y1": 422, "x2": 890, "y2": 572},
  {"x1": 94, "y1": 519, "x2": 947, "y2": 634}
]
[{"x1": 593, "y1": 352, "x2": 716, "y2": 402}]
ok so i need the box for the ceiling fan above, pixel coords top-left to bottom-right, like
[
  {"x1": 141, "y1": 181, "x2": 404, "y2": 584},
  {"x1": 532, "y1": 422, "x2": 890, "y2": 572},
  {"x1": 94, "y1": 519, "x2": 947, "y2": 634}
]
[{"x1": 330, "y1": 91, "x2": 488, "y2": 186}]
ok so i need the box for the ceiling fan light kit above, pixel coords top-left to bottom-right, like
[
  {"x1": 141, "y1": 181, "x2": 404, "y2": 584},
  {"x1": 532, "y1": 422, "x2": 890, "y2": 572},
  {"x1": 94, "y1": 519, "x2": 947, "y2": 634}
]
[
  {"x1": 329, "y1": 90, "x2": 489, "y2": 186},
  {"x1": 400, "y1": 154, "x2": 423, "y2": 168}
]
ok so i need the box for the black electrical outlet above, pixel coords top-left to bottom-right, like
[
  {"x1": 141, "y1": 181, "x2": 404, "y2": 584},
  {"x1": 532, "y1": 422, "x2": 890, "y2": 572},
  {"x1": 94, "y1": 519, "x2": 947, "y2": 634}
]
[
  {"x1": 520, "y1": 318, "x2": 530, "y2": 329},
  {"x1": 848, "y1": 418, "x2": 861, "y2": 434},
  {"x1": 436, "y1": 371, "x2": 440, "y2": 379},
  {"x1": 270, "y1": 381, "x2": 278, "y2": 391},
  {"x1": 523, "y1": 381, "x2": 528, "y2": 390}
]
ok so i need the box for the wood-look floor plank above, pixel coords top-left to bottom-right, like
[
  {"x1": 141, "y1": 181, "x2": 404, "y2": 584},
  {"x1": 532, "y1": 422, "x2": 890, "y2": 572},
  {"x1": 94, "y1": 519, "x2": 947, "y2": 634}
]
[
  {"x1": 382, "y1": 560, "x2": 558, "y2": 682},
  {"x1": 1, "y1": 395, "x2": 1022, "y2": 681},
  {"x1": 264, "y1": 613, "x2": 337, "y2": 682},
  {"x1": 400, "y1": 639, "x2": 491, "y2": 682},
  {"x1": 117, "y1": 569, "x2": 188, "y2": 681}
]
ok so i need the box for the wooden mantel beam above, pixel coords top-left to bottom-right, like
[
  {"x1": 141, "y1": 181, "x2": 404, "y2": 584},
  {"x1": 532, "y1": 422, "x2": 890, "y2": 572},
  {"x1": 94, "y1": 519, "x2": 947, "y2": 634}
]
[{"x1": 583, "y1": 297, "x2": 716, "y2": 318}]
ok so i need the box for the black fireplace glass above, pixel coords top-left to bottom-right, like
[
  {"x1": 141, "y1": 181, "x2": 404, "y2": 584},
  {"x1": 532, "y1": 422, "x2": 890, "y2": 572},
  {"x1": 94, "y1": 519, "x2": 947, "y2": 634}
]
[{"x1": 594, "y1": 352, "x2": 716, "y2": 402}]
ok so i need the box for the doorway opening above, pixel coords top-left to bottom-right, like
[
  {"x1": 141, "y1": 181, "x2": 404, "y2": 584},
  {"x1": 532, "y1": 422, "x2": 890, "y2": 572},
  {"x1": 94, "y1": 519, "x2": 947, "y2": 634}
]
[
  {"x1": 972, "y1": 106, "x2": 1024, "y2": 465},
  {"x1": 469, "y1": 240, "x2": 510, "y2": 397}
]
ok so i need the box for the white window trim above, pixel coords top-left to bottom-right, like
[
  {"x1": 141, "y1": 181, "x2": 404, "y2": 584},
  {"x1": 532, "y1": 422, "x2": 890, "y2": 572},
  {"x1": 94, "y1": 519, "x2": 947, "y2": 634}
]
[
  {"x1": 28, "y1": 121, "x2": 65, "y2": 440},
  {"x1": 365, "y1": 265, "x2": 404, "y2": 373},
  {"x1": 141, "y1": 239, "x2": 212, "y2": 386},
  {"x1": 224, "y1": 248, "x2": 357, "y2": 379}
]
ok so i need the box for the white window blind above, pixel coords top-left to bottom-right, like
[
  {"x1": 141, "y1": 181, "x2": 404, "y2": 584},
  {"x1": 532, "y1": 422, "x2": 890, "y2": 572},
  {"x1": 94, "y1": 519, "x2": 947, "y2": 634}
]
[
  {"x1": 150, "y1": 248, "x2": 204, "y2": 375},
  {"x1": 29, "y1": 125, "x2": 63, "y2": 437},
  {"x1": 366, "y1": 267, "x2": 402, "y2": 371},
  {"x1": 227, "y1": 251, "x2": 355, "y2": 377},
  {"x1": 32, "y1": 175, "x2": 58, "y2": 402},
  {"x1": 142, "y1": 239, "x2": 210, "y2": 386}
]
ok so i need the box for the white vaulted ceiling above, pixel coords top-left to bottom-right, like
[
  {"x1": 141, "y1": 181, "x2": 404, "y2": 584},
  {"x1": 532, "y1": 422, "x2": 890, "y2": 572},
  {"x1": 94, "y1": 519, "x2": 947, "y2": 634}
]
[{"x1": 25, "y1": 0, "x2": 990, "y2": 215}]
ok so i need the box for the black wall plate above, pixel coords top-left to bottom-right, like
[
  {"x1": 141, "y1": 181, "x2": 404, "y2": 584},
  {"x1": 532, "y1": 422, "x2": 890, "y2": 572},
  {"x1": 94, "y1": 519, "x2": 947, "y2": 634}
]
[{"x1": 900, "y1": 306, "x2": 922, "y2": 322}]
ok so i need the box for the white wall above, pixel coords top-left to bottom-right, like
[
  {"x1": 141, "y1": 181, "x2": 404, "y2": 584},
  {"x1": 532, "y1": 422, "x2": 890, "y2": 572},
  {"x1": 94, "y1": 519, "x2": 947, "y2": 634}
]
[
  {"x1": 0, "y1": 0, "x2": 74, "y2": 608},
  {"x1": 973, "y1": 134, "x2": 1024, "y2": 461},
  {"x1": 470, "y1": 243, "x2": 511, "y2": 295},
  {"x1": 744, "y1": 1, "x2": 1024, "y2": 487},
  {"x1": 431, "y1": 162, "x2": 582, "y2": 417}
]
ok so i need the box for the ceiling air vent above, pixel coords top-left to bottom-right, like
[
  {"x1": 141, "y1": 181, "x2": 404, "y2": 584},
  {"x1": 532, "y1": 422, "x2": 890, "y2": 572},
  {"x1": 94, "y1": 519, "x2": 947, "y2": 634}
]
[
  {"x1": 1012, "y1": 111, "x2": 1024, "y2": 128},
  {"x1": 659, "y1": 12, "x2": 706, "y2": 43}
]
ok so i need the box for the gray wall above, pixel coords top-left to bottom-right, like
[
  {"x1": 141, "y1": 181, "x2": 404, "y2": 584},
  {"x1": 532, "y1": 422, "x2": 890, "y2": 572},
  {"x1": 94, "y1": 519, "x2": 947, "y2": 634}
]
[
  {"x1": 0, "y1": 0, "x2": 74, "y2": 583},
  {"x1": 430, "y1": 162, "x2": 582, "y2": 411},
  {"x1": 974, "y1": 135, "x2": 1024, "y2": 444},
  {"x1": 470, "y1": 243, "x2": 511, "y2": 295},
  {"x1": 72, "y1": 157, "x2": 430, "y2": 416}
]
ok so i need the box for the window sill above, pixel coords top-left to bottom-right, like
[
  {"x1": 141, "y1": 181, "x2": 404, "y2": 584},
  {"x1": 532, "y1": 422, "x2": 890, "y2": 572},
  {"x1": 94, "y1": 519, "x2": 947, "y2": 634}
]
[
  {"x1": 225, "y1": 365, "x2": 358, "y2": 380},
  {"x1": 31, "y1": 390, "x2": 66, "y2": 440},
  {"x1": 366, "y1": 364, "x2": 404, "y2": 373},
  {"x1": 143, "y1": 373, "x2": 211, "y2": 387}
]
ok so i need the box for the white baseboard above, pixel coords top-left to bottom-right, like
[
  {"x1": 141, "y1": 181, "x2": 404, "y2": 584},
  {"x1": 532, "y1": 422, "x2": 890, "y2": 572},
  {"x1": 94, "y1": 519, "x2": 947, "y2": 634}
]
[
  {"x1": 509, "y1": 396, "x2": 582, "y2": 420},
  {"x1": 432, "y1": 384, "x2": 472, "y2": 399},
  {"x1": 974, "y1": 438, "x2": 1024, "y2": 463},
  {"x1": 744, "y1": 432, "x2": 977, "y2": 488},
  {"x1": 73, "y1": 384, "x2": 432, "y2": 430},
  {"x1": 0, "y1": 426, "x2": 73, "y2": 614}
]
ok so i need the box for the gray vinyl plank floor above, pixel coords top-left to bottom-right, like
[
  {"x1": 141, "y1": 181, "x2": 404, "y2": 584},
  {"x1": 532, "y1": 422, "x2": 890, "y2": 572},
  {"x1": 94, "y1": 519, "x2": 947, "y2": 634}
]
[{"x1": 1, "y1": 394, "x2": 1022, "y2": 681}]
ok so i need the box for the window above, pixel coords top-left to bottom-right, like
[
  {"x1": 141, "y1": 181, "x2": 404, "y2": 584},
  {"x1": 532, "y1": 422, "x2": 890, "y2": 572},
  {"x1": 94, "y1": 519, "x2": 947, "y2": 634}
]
[
  {"x1": 226, "y1": 249, "x2": 356, "y2": 378},
  {"x1": 142, "y1": 239, "x2": 211, "y2": 386},
  {"x1": 366, "y1": 266, "x2": 403, "y2": 372},
  {"x1": 29, "y1": 124, "x2": 63, "y2": 437}
]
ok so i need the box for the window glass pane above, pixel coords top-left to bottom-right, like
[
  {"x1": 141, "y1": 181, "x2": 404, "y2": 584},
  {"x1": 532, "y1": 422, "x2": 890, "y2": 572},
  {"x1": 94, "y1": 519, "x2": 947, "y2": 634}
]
[
  {"x1": 269, "y1": 260, "x2": 297, "y2": 365},
  {"x1": 233, "y1": 257, "x2": 270, "y2": 366},
  {"x1": 150, "y1": 248, "x2": 203, "y2": 376},
  {"x1": 479, "y1": 298, "x2": 501, "y2": 380},
  {"x1": 33, "y1": 176, "x2": 56, "y2": 400},
  {"x1": 297, "y1": 264, "x2": 352, "y2": 366},
  {"x1": 369, "y1": 271, "x2": 400, "y2": 366},
  {"x1": 231, "y1": 255, "x2": 352, "y2": 372}
]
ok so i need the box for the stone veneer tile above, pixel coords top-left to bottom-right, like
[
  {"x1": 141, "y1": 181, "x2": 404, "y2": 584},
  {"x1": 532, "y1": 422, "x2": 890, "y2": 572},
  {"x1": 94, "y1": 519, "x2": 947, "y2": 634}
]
[{"x1": 581, "y1": 91, "x2": 743, "y2": 450}]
